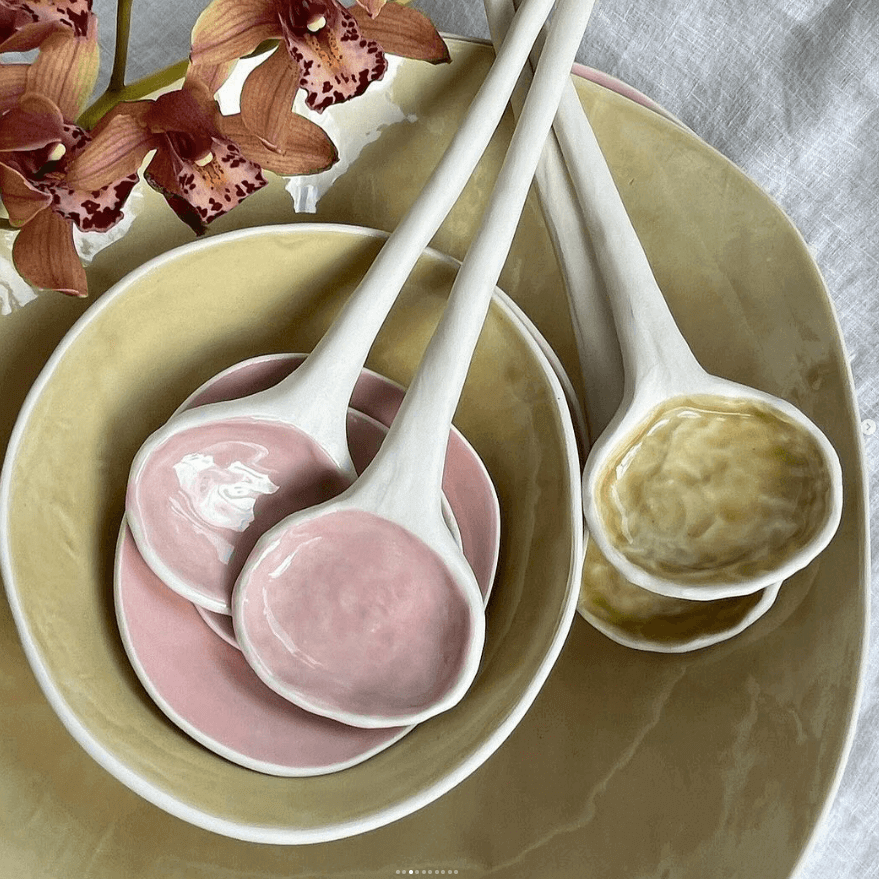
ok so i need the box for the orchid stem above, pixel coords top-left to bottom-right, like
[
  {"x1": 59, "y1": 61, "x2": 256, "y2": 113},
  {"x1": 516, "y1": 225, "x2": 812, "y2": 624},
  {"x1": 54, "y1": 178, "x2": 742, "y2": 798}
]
[
  {"x1": 78, "y1": 58, "x2": 189, "y2": 128},
  {"x1": 80, "y1": 0, "x2": 157, "y2": 129},
  {"x1": 109, "y1": 0, "x2": 133, "y2": 92}
]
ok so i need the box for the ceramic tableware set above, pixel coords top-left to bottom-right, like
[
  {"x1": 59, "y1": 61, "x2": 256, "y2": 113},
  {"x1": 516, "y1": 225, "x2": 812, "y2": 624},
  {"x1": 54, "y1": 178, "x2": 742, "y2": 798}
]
[
  {"x1": 117, "y1": 0, "x2": 591, "y2": 775},
  {"x1": 0, "y1": 0, "x2": 851, "y2": 857}
]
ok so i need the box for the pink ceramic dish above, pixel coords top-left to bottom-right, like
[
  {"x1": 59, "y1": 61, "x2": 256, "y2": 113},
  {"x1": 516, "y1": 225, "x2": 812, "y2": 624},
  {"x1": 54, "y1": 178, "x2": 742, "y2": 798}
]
[{"x1": 115, "y1": 354, "x2": 500, "y2": 776}]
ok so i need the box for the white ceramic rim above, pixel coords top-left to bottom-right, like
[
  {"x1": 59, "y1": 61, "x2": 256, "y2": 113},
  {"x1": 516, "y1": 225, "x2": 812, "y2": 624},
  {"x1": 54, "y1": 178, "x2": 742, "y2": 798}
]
[
  {"x1": 0, "y1": 221, "x2": 583, "y2": 844},
  {"x1": 578, "y1": 528, "x2": 785, "y2": 654}
]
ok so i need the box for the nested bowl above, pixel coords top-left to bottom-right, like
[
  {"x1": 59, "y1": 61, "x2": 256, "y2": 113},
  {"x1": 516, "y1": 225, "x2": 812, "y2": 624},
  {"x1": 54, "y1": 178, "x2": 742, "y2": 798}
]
[{"x1": 0, "y1": 223, "x2": 583, "y2": 843}]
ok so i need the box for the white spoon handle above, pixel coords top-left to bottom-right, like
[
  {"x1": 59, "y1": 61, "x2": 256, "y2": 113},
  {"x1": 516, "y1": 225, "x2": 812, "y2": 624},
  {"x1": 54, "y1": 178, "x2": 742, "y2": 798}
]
[
  {"x1": 484, "y1": 0, "x2": 623, "y2": 439},
  {"x1": 550, "y1": 82, "x2": 701, "y2": 395},
  {"x1": 357, "y1": 0, "x2": 597, "y2": 519},
  {"x1": 266, "y1": 0, "x2": 561, "y2": 448}
]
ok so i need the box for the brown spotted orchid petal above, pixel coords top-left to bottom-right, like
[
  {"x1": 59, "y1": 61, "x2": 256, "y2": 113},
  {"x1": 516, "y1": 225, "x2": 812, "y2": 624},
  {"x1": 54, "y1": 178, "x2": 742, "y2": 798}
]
[
  {"x1": 1, "y1": 0, "x2": 93, "y2": 39},
  {"x1": 0, "y1": 0, "x2": 92, "y2": 53},
  {"x1": 354, "y1": 0, "x2": 387, "y2": 18},
  {"x1": 0, "y1": 162, "x2": 51, "y2": 226},
  {"x1": 25, "y1": 15, "x2": 99, "y2": 120},
  {"x1": 12, "y1": 205, "x2": 87, "y2": 296},
  {"x1": 0, "y1": 64, "x2": 29, "y2": 112},
  {"x1": 0, "y1": 92, "x2": 65, "y2": 153},
  {"x1": 49, "y1": 163, "x2": 138, "y2": 233},
  {"x1": 276, "y1": 0, "x2": 387, "y2": 113},
  {"x1": 240, "y1": 46, "x2": 301, "y2": 150},
  {"x1": 65, "y1": 108, "x2": 157, "y2": 192},
  {"x1": 349, "y1": 2, "x2": 450, "y2": 64},
  {"x1": 145, "y1": 135, "x2": 267, "y2": 235},
  {"x1": 190, "y1": 0, "x2": 280, "y2": 68},
  {"x1": 0, "y1": 11, "x2": 55, "y2": 53},
  {"x1": 8, "y1": 120, "x2": 140, "y2": 234},
  {"x1": 142, "y1": 148, "x2": 202, "y2": 233},
  {"x1": 221, "y1": 111, "x2": 337, "y2": 176}
]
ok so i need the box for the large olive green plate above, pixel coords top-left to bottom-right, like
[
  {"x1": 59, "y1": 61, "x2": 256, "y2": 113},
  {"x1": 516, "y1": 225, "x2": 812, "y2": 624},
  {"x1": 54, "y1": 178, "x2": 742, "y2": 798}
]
[{"x1": 0, "y1": 38, "x2": 868, "y2": 879}]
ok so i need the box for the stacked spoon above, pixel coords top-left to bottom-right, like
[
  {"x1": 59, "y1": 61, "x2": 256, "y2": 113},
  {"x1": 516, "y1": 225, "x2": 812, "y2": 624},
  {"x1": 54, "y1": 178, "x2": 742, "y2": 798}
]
[
  {"x1": 121, "y1": 0, "x2": 598, "y2": 746},
  {"x1": 484, "y1": 0, "x2": 843, "y2": 653}
]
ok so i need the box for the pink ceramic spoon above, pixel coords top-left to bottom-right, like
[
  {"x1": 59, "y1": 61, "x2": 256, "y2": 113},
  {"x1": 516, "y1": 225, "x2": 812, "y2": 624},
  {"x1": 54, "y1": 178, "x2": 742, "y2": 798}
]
[
  {"x1": 232, "y1": 0, "x2": 596, "y2": 730},
  {"x1": 124, "y1": 0, "x2": 562, "y2": 614}
]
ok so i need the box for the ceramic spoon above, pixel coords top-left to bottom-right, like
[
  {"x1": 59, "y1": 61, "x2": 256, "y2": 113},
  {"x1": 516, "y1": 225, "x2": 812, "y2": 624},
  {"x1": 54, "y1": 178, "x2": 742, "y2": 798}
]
[
  {"x1": 125, "y1": 0, "x2": 563, "y2": 615},
  {"x1": 513, "y1": 50, "x2": 843, "y2": 601},
  {"x1": 232, "y1": 0, "x2": 596, "y2": 730},
  {"x1": 482, "y1": 0, "x2": 788, "y2": 652}
]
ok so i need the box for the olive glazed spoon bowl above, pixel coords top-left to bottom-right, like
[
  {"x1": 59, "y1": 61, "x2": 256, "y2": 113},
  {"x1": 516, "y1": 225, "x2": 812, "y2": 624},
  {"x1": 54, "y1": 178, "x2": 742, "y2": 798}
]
[
  {"x1": 494, "y1": 17, "x2": 843, "y2": 602},
  {"x1": 231, "y1": 0, "x2": 597, "y2": 730},
  {"x1": 125, "y1": 0, "x2": 565, "y2": 615}
]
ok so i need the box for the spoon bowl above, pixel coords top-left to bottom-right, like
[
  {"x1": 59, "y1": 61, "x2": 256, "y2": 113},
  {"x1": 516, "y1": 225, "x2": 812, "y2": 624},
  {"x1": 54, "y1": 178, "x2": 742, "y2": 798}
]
[
  {"x1": 233, "y1": 475, "x2": 486, "y2": 728},
  {"x1": 582, "y1": 343, "x2": 843, "y2": 601}
]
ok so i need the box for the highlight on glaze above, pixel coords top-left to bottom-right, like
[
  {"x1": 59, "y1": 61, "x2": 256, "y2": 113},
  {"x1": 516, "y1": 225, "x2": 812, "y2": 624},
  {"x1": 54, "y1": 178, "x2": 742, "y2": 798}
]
[{"x1": 128, "y1": 418, "x2": 351, "y2": 609}]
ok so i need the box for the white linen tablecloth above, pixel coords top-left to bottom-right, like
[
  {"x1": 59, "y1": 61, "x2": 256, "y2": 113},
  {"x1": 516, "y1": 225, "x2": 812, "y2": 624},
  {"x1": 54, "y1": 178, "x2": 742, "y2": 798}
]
[{"x1": 93, "y1": 0, "x2": 877, "y2": 875}]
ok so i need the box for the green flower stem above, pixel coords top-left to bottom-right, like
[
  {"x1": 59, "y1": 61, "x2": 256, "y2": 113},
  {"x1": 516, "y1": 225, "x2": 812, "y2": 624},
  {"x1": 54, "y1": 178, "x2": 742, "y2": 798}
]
[
  {"x1": 80, "y1": 0, "x2": 187, "y2": 129},
  {"x1": 78, "y1": 59, "x2": 189, "y2": 128},
  {"x1": 109, "y1": 0, "x2": 133, "y2": 92}
]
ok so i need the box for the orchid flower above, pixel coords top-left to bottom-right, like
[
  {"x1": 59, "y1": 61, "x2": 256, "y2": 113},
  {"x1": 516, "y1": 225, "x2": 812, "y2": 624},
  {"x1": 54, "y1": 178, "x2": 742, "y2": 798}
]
[
  {"x1": 66, "y1": 76, "x2": 338, "y2": 235},
  {"x1": 0, "y1": 0, "x2": 93, "y2": 53},
  {"x1": 0, "y1": 14, "x2": 139, "y2": 297},
  {"x1": 190, "y1": 0, "x2": 449, "y2": 129}
]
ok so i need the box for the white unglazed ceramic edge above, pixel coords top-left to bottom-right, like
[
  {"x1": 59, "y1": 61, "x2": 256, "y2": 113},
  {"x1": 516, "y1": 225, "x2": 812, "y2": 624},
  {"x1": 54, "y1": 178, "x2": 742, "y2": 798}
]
[
  {"x1": 578, "y1": 528, "x2": 784, "y2": 654},
  {"x1": 0, "y1": 221, "x2": 583, "y2": 844}
]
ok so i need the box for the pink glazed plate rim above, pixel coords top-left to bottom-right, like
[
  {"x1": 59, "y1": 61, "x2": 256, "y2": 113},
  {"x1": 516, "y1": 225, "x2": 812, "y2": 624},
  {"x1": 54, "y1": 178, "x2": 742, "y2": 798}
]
[{"x1": 573, "y1": 64, "x2": 691, "y2": 131}]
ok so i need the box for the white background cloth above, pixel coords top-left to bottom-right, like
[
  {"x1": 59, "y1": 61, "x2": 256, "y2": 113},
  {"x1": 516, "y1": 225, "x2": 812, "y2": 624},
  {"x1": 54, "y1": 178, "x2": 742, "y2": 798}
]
[{"x1": 92, "y1": 1, "x2": 878, "y2": 874}]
